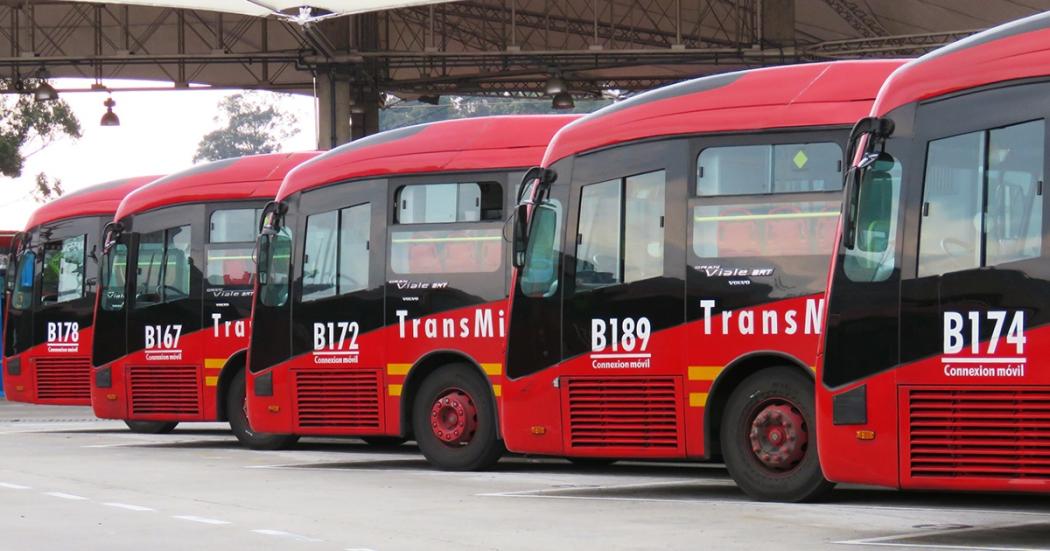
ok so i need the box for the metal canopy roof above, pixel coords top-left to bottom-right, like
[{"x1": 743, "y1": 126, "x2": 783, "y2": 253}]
[
  {"x1": 0, "y1": 1, "x2": 1046, "y2": 98},
  {"x1": 68, "y1": 0, "x2": 454, "y2": 18}
]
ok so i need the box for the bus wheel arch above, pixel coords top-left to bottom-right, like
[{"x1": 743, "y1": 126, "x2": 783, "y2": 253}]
[
  {"x1": 399, "y1": 350, "x2": 502, "y2": 440},
  {"x1": 702, "y1": 352, "x2": 813, "y2": 461},
  {"x1": 216, "y1": 351, "x2": 299, "y2": 450},
  {"x1": 214, "y1": 350, "x2": 247, "y2": 422}
]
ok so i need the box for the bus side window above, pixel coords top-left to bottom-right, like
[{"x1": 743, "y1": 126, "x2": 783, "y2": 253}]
[
  {"x1": 574, "y1": 170, "x2": 667, "y2": 292},
  {"x1": 917, "y1": 119, "x2": 1044, "y2": 278},
  {"x1": 133, "y1": 225, "x2": 191, "y2": 308},
  {"x1": 389, "y1": 181, "x2": 504, "y2": 275},
  {"x1": 302, "y1": 210, "x2": 338, "y2": 302},
  {"x1": 206, "y1": 208, "x2": 262, "y2": 287},
  {"x1": 986, "y1": 120, "x2": 1043, "y2": 266}
]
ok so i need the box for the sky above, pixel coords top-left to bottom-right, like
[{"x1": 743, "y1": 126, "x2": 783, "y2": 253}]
[{"x1": 0, "y1": 78, "x2": 318, "y2": 229}]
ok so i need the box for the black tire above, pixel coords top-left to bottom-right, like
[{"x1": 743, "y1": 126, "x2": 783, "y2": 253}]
[
  {"x1": 361, "y1": 436, "x2": 407, "y2": 447},
  {"x1": 568, "y1": 457, "x2": 618, "y2": 468},
  {"x1": 720, "y1": 366, "x2": 834, "y2": 502},
  {"x1": 412, "y1": 364, "x2": 504, "y2": 471},
  {"x1": 124, "y1": 420, "x2": 178, "y2": 434},
  {"x1": 227, "y1": 370, "x2": 300, "y2": 451}
]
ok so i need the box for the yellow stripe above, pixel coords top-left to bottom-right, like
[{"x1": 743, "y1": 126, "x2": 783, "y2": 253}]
[
  {"x1": 204, "y1": 358, "x2": 226, "y2": 370},
  {"x1": 808, "y1": 365, "x2": 816, "y2": 372},
  {"x1": 387, "y1": 363, "x2": 412, "y2": 376},
  {"x1": 388, "y1": 384, "x2": 403, "y2": 396},
  {"x1": 689, "y1": 392, "x2": 709, "y2": 407},
  {"x1": 205, "y1": 376, "x2": 219, "y2": 387},
  {"x1": 480, "y1": 363, "x2": 502, "y2": 376},
  {"x1": 688, "y1": 366, "x2": 723, "y2": 381},
  {"x1": 492, "y1": 384, "x2": 502, "y2": 397}
]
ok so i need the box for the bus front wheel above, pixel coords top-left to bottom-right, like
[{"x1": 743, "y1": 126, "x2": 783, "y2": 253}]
[
  {"x1": 720, "y1": 366, "x2": 833, "y2": 502},
  {"x1": 227, "y1": 370, "x2": 300, "y2": 451},
  {"x1": 124, "y1": 420, "x2": 178, "y2": 434},
  {"x1": 412, "y1": 364, "x2": 503, "y2": 471}
]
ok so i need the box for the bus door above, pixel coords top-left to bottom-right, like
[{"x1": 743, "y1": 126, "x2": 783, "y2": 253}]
[
  {"x1": 558, "y1": 141, "x2": 686, "y2": 457},
  {"x1": 125, "y1": 205, "x2": 204, "y2": 419},
  {"x1": 203, "y1": 204, "x2": 264, "y2": 374},
  {"x1": 898, "y1": 87, "x2": 1050, "y2": 485},
  {"x1": 290, "y1": 180, "x2": 387, "y2": 433}
]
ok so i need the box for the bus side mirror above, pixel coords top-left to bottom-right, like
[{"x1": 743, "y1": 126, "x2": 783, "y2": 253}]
[
  {"x1": 846, "y1": 152, "x2": 896, "y2": 252},
  {"x1": 256, "y1": 234, "x2": 271, "y2": 286},
  {"x1": 512, "y1": 203, "x2": 530, "y2": 269}
]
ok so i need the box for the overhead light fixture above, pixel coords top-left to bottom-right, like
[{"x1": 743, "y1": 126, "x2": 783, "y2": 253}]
[
  {"x1": 552, "y1": 91, "x2": 575, "y2": 110},
  {"x1": 545, "y1": 75, "x2": 567, "y2": 96},
  {"x1": 100, "y1": 97, "x2": 120, "y2": 127},
  {"x1": 33, "y1": 68, "x2": 58, "y2": 102}
]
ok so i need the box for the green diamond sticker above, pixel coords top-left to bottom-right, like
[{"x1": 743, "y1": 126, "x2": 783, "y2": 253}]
[{"x1": 793, "y1": 150, "x2": 808, "y2": 169}]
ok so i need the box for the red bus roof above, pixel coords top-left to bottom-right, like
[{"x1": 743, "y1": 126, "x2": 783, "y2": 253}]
[
  {"x1": 542, "y1": 60, "x2": 906, "y2": 166},
  {"x1": 873, "y1": 12, "x2": 1050, "y2": 116},
  {"x1": 24, "y1": 175, "x2": 160, "y2": 231},
  {"x1": 276, "y1": 115, "x2": 579, "y2": 201},
  {"x1": 116, "y1": 152, "x2": 320, "y2": 221}
]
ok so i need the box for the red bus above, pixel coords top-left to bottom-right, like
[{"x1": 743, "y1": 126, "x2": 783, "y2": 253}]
[
  {"x1": 0, "y1": 229, "x2": 23, "y2": 399},
  {"x1": 246, "y1": 115, "x2": 576, "y2": 459},
  {"x1": 507, "y1": 60, "x2": 904, "y2": 501},
  {"x1": 90, "y1": 153, "x2": 318, "y2": 437},
  {"x1": 819, "y1": 12, "x2": 1050, "y2": 495},
  {"x1": 3, "y1": 176, "x2": 159, "y2": 405}
]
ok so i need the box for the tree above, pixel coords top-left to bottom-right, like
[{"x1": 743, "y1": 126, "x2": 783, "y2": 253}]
[
  {"x1": 0, "y1": 78, "x2": 82, "y2": 202},
  {"x1": 194, "y1": 91, "x2": 300, "y2": 162}
]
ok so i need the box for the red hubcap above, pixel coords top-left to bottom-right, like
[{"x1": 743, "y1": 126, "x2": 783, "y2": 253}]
[
  {"x1": 749, "y1": 401, "x2": 808, "y2": 472},
  {"x1": 430, "y1": 389, "x2": 478, "y2": 446}
]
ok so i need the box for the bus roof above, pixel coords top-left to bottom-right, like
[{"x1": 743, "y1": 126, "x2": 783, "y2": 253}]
[
  {"x1": 276, "y1": 115, "x2": 579, "y2": 201},
  {"x1": 873, "y1": 12, "x2": 1050, "y2": 116},
  {"x1": 542, "y1": 59, "x2": 906, "y2": 166},
  {"x1": 116, "y1": 152, "x2": 320, "y2": 221},
  {"x1": 24, "y1": 175, "x2": 161, "y2": 231}
]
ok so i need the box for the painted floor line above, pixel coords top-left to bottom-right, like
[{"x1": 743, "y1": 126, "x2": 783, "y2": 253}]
[
  {"x1": 173, "y1": 515, "x2": 231, "y2": 525},
  {"x1": 0, "y1": 482, "x2": 31, "y2": 490},
  {"x1": 480, "y1": 485, "x2": 1050, "y2": 519},
  {"x1": 45, "y1": 492, "x2": 88, "y2": 500},
  {"x1": 251, "y1": 529, "x2": 324, "y2": 542},
  {"x1": 836, "y1": 521, "x2": 1050, "y2": 551},
  {"x1": 837, "y1": 540, "x2": 1046, "y2": 551},
  {"x1": 479, "y1": 492, "x2": 725, "y2": 505},
  {"x1": 103, "y1": 502, "x2": 156, "y2": 512}
]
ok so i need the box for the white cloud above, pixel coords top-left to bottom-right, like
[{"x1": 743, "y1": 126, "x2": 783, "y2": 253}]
[{"x1": 0, "y1": 78, "x2": 318, "y2": 229}]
